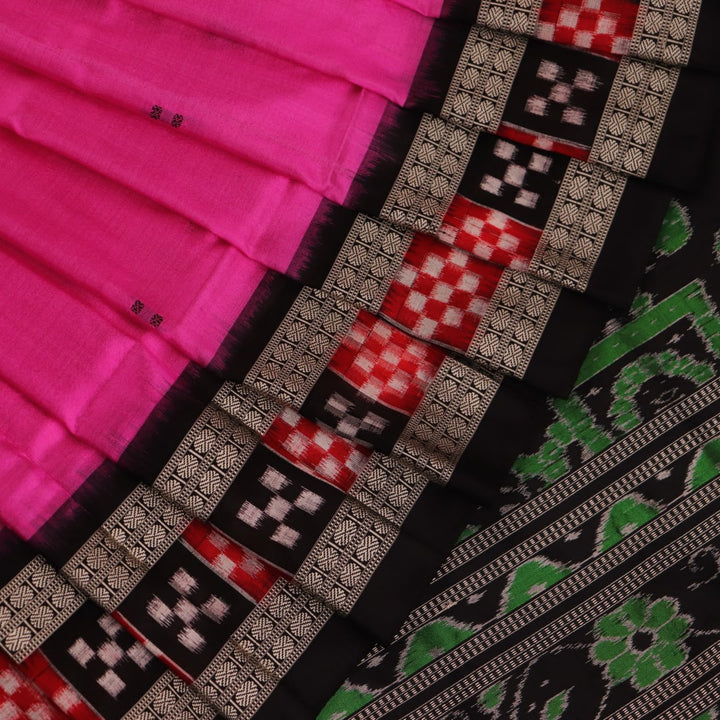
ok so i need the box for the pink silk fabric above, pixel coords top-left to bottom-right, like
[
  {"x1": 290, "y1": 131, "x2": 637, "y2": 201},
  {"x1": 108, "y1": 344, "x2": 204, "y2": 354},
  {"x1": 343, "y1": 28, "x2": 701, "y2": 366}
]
[
  {"x1": 0, "y1": 0, "x2": 388, "y2": 203},
  {"x1": 0, "y1": 128, "x2": 267, "y2": 367},
  {"x1": 0, "y1": 58, "x2": 321, "y2": 276},
  {"x1": 0, "y1": 243, "x2": 191, "y2": 537},
  {"x1": 127, "y1": 0, "x2": 435, "y2": 106},
  {"x1": 392, "y1": 0, "x2": 447, "y2": 15}
]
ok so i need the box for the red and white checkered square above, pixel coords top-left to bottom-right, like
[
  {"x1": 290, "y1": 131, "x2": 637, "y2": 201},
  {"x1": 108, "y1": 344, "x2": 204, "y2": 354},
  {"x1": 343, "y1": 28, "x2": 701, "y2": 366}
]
[
  {"x1": 380, "y1": 234, "x2": 503, "y2": 352},
  {"x1": 20, "y1": 653, "x2": 99, "y2": 720},
  {"x1": 537, "y1": 0, "x2": 640, "y2": 57},
  {"x1": 182, "y1": 520, "x2": 283, "y2": 602},
  {"x1": 263, "y1": 407, "x2": 371, "y2": 491},
  {"x1": 0, "y1": 655, "x2": 65, "y2": 720},
  {"x1": 329, "y1": 310, "x2": 445, "y2": 414},
  {"x1": 440, "y1": 195, "x2": 543, "y2": 270},
  {"x1": 497, "y1": 122, "x2": 590, "y2": 161}
]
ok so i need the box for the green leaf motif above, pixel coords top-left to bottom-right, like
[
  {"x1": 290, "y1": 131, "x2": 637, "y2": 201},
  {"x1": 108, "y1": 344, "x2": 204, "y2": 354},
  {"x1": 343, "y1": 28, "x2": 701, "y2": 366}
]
[
  {"x1": 689, "y1": 438, "x2": 720, "y2": 490},
  {"x1": 479, "y1": 682, "x2": 504, "y2": 711},
  {"x1": 504, "y1": 558, "x2": 571, "y2": 613},
  {"x1": 545, "y1": 690, "x2": 569, "y2": 720},
  {"x1": 655, "y1": 200, "x2": 691, "y2": 256},
  {"x1": 318, "y1": 686, "x2": 376, "y2": 720},
  {"x1": 402, "y1": 620, "x2": 474, "y2": 676},
  {"x1": 600, "y1": 496, "x2": 659, "y2": 552}
]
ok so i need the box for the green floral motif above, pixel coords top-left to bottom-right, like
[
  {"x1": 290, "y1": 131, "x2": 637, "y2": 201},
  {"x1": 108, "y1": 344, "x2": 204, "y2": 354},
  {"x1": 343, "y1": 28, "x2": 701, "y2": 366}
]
[{"x1": 592, "y1": 596, "x2": 690, "y2": 689}]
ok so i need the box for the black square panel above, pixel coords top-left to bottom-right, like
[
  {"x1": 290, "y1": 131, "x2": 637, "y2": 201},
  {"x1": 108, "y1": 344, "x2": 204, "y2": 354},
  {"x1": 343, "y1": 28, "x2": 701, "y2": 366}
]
[
  {"x1": 42, "y1": 603, "x2": 165, "y2": 720},
  {"x1": 503, "y1": 41, "x2": 617, "y2": 149},
  {"x1": 118, "y1": 542, "x2": 253, "y2": 678},
  {"x1": 459, "y1": 133, "x2": 569, "y2": 229},
  {"x1": 210, "y1": 445, "x2": 344, "y2": 574}
]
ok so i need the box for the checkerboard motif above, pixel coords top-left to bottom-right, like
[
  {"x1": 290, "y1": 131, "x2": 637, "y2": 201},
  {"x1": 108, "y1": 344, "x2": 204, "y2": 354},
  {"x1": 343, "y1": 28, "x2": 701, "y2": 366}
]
[
  {"x1": 458, "y1": 134, "x2": 568, "y2": 228},
  {"x1": 39, "y1": 603, "x2": 165, "y2": 720},
  {"x1": 537, "y1": 0, "x2": 640, "y2": 58},
  {"x1": 0, "y1": 654, "x2": 64, "y2": 720},
  {"x1": 502, "y1": 42, "x2": 616, "y2": 156},
  {"x1": 380, "y1": 234, "x2": 503, "y2": 352},
  {"x1": 328, "y1": 310, "x2": 445, "y2": 415},
  {"x1": 65, "y1": 616, "x2": 153, "y2": 698},
  {"x1": 264, "y1": 407, "x2": 371, "y2": 491},
  {"x1": 439, "y1": 195, "x2": 542, "y2": 270},
  {"x1": 117, "y1": 543, "x2": 250, "y2": 679},
  {"x1": 182, "y1": 520, "x2": 283, "y2": 603},
  {"x1": 208, "y1": 446, "x2": 345, "y2": 574},
  {"x1": 20, "y1": 652, "x2": 99, "y2": 720}
]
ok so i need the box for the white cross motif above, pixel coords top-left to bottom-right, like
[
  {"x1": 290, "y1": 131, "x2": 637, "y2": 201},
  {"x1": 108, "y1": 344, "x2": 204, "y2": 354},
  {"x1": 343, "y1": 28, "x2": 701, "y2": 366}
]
[
  {"x1": 146, "y1": 568, "x2": 230, "y2": 654},
  {"x1": 525, "y1": 60, "x2": 599, "y2": 128},
  {"x1": 236, "y1": 467, "x2": 325, "y2": 549},
  {"x1": 67, "y1": 615, "x2": 153, "y2": 699}
]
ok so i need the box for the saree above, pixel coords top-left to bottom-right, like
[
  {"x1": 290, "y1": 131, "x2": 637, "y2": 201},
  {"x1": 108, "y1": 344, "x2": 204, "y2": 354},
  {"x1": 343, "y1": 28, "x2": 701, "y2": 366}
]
[{"x1": 0, "y1": 1, "x2": 715, "y2": 718}]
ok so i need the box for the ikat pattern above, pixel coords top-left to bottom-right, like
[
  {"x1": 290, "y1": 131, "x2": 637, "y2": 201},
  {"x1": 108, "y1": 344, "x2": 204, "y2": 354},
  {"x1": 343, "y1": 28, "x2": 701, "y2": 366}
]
[
  {"x1": 537, "y1": 0, "x2": 640, "y2": 57},
  {"x1": 42, "y1": 604, "x2": 163, "y2": 719},
  {"x1": 440, "y1": 196, "x2": 542, "y2": 270},
  {"x1": 117, "y1": 542, "x2": 251, "y2": 678},
  {"x1": 263, "y1": 407, "x2": 371, "y2": 490},
  {"x1": 381, "y1": 234, "x2": 500, "y2": 352},
  {"x1": 502, "y1": 42, "x2": 615, "y2": 151},
  {"x1": 0, "y1": 3, "x2": 711, "y2": 718},
  {"x1": 328, "y1": 311, "x2": 445, "y2": 415},
  {"x1": 208, "y1": 445, "x2": 344, "y2": 574},
  {"x1": 323, "y1": 190, "x2": 720, "y2": 720}
]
